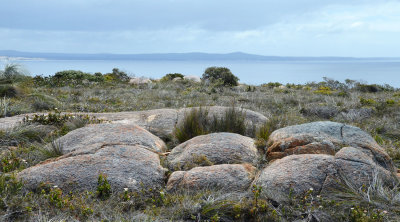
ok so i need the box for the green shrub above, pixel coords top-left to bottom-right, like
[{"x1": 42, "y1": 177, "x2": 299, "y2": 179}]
[
  {"x1": 261, "y1": 82, "x2": 282, "y2": 89},
  {"x1": 40, "y1": 139, "x2": 64, "y2": 158},
  {"x1": 174, "y1": 106, "x2": 249, "y2": 143},
  {"x1": 0, "y1": 64, "x2": 29, "y2": 83},
  {"x1": 0, "y1": 85, "x2": 21, "y2": 98},
  {"x1": 97, "y1": 173, "x2": 111, "y2": 200},
  {"x1": 202, "y1": 67, "x2": 239, "y2": 86},
  {"x1": 360, "y1": 97, "x2": 376, "y2": 106},
  {"x1": 314, "y1": 86, "x2": 334, "y2": 95},
  {"x1": 23, "y1": 112, "x2": 103, "y2": 127},
  {"x1": 174, "y1": 107, "x2": 210, "y2": 143},
  {"x1": 210, "y1": 107, "x2": 247, "y2": 135},
  {"x1": 255, "y1": 117, "x2": 280, "y2": 148},
  {"x1": 356, "y1": 84, "x2": 381, "y2": 93},
  {"x1": 160, "y1": 73, "x2": 184, "y2": 82},
  {"x1": 103, "y1": 68, "x2": 129, "y2": 83}
]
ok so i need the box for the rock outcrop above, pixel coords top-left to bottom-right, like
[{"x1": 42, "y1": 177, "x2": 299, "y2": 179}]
[
  {"x1": 254, "y1": 155, "x2": 336, "y2": 203},
  {"x1": 266, "y1": 121, "x2": 394, "y2": 172},
  {"x1": 7, "y1": 109, "x2": 397, "y2": 204},
  {"x1": 1, "y1": 106, "x2": 268, "y2": 139},
  {"x1": 334, "y1": 147, "x2": 396, "y2": 189},
  {"x1": 167, "y1": 164, "x2": 256, "y2": 192},
  {"x1": 167, "y1": 132, "x2": 260, "y2": 170},
  {"x1": 19, "y1": 144, "x2": 166, "y2": 193},
  {"x1": 256, "y1": 121, "x2": 398, "y2": 203},
  {"x1": 54, "y1": 123, "x2": 167, "y2": 154},
  {"x1": 96, "y1": 109, "x2": 178, "y2": 139},
  {"x1": 18, "y1": 123, "x2": 168, "y2": 192},
  {"x1": 183, "y1": 75, "x2": 201, "y2": 82}
]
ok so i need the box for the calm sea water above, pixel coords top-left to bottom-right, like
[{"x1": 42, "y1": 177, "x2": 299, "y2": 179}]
[{"x1": 2, "y1": 59, "x2": 400, "y2": 87}]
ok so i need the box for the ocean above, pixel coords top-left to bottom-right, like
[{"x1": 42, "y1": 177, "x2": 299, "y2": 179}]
[{"x1": 2, "y1": 59, "x2": 400, "y2": 87}]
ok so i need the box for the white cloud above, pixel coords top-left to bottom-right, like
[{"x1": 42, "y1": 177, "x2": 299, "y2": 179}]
[{"x1": 0, "y1": 1, "x2": 400, "y2": 56}]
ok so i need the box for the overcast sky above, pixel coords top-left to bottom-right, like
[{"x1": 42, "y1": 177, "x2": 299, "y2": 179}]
[{"x1": 1, "y1": 0, "x2": 400, "y2": 57}]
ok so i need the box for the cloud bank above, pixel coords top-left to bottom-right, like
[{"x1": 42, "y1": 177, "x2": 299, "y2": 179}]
[{"x1": 1, "y1": 0, "x2": 399, "y2": 56}]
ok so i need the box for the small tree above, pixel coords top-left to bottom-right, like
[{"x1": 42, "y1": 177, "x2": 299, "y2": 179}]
[
  {"x1": 0, "y1": 64, "x2": 27, "y2": 83},
  {"x1": 202, "y1": 67, "x2": 239, "y2": 86},
  {"x1": 160, "y1": 73, "x2": 184, "y2": 82}
]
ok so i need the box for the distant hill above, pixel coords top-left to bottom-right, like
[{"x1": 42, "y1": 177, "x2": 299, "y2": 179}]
[{"x1": 0, "y1": 50, "x2": 397, "y2": 61}]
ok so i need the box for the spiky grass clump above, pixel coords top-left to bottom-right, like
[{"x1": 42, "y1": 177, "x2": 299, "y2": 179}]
[{"x1": 174, "y1": 107, "x2": 210, "y2": 143}]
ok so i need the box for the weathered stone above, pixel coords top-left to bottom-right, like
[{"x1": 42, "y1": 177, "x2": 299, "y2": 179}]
[
  {"x1": 167, "y1": 133, "x2": 260, "y2": 170},
  {"x1": 334, "y1": 147, "x2": 398, "y2": 189},
  {"x1": 101, "y1": 109, "x2": 178, "y2": 139},
  {"x1": 55, "y1": 123, "x2": 166, "y2": 154},
  {"x1": 1, "y1": 106, "x2": 267, "y2": 139},
  {"x1": 129, "y1": 77, "x2": 151, "y2": 84},
  {"x1": 183, "y1": 75, "x2": 201, "y2": 82},
  {"x1": 267, "y1": 121, "x2": 394, "y2": 172},
  {"x1": 166, "y1": 164, "x2": 256, "y2": 192},
  {"x1": 18, "y1": 145, "x2": 166, "y2": 193},
  {"x1": 267, "y1": 134, "x2": 335, "y2": 162},
  {"x1": 254, "y1": 154, "x2": 336, "y2": 203},
  {"x1": 0, "y1": 115, "x2": 26, "y2": 130}
]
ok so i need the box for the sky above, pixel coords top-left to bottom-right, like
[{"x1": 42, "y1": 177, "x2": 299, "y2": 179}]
[{"x1": 1, "y1": 0, "x2": 400, "y2": 57}]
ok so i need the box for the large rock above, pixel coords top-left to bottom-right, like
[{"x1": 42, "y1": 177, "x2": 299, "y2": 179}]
[
  {"x1": 129, "y1": 77, "x2": 152, "y2": 84},
  {"x1": 99, "y1": 109, "x2": 178, "y2": 139},
  {"x1": 254, "y1": 150, "x2": 399, "y2": 203},
  {"x1": 333, "y1": 147, "x2": 398, "y2": 189},
  {"x1": 167, "y1": 133, "x2": 260, "y2": 170},
  {"x1": 0, "y1": 106, "x2": 268, "y2": 139},
  {"x1": 55, "y1": 123, "x2": 167, "y2": 154},
  {"x1": 254, "y1": 155, "x2": 336, "y2": 203},
  {"x1": 0, "y1": 115, "x2": 27, "y2": 130},
  {"x1": 183, "y1": 75, "x2": 201, "y2": 83},
  {"x1": 266, "y1": 121, "x2": 394, "y2": 172},
  {"x1": 18, "y1": 144, "x2": 166, "y2": 192},
  {"x1": 0, "y1": 109, "x2": 178, "y2": 139},
  {"x1": 166, "y1": 164, "x2": 256, "y2": 192}
]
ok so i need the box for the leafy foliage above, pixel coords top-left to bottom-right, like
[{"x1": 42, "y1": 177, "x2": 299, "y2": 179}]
[
  {"x1": 97, "y1": 173, "x2": 112, "y2": 200},
  {"x1": 174, "y1": 106, "x2": 249, "y2": 143},
  {"x1": 202, "y1": 66, "x2": 239, "y2": 86},
  {"x1": 160, "y1": 73, "x2": 184, "y2": 82}
]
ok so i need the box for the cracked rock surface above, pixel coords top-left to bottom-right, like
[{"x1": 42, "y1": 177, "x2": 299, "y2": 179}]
[
  {"x1": 266, "y1": 121, "x2": 394, "y2": 172},
  {"x1": 53, "y1": 123, "x2": 167, "y2": 154},
  {"x1": 1, "y1": 106, "x2": 268, "y2": 139},
  {"x1": 167, "y1": 164, "x2": 257, "y2": 192},
  {"x1": 18, "y1": 144, "x2": 167, "y2": 193},
  {"x1": 254, "y1": 154, "x2": 336, "y2": 203},
  {"x1": 167, "y1": 132, "x2": 260, "y2": 171}
]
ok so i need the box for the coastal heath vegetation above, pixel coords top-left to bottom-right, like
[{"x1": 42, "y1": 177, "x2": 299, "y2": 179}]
[{"x1": 1, "y1": 64, "x2": 400, "y2": 221}]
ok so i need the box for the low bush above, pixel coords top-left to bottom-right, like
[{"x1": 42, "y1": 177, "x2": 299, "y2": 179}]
[
  {"x1": 160, "y1": 73, "x2": 184, "y2": 82},
  {"x1": 174, "y1": 106, "x2": 250, "y2": 143},
  {"x1": 261, "y1": 82, "x2": 282, "y2": 89},
  {"x1": 314, "y1": 86, "x2": 334, "y2": 95},
  {"x1": 0, "y1": 85, "x2": 21, "y2": 98},
  {"x1": 202, "y1": 67, "x2": 239, "y2": 86},
  {"x1": 300, "y1": 105, "x2": 339, "y2": 119},
  {"x1": 210, "y1": 107, "x2": 247, "y2": 136},
  {"x1": 23, "y1": 112, "x2": 103, "y2": 127},
  {"x1": 360, "y1": 97, "x2": 377, "y2": 106},
  {"x1": 174, "y1": 107, "x2": 210, "y2": 143},
  {"x1": 254, "y1": 117, "x2": 281, "y2": 149}
]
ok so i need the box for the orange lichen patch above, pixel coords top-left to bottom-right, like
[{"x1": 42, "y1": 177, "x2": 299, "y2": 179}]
[
  {"x1": 267, "y1": 152, "x2": 287, "y2": 162},
  {"x1": 267, "y1": 136, "x2": 313, "y2": 153},
  {"x1": 285, "y1": 143, "x2": 335, "y2": 156}
]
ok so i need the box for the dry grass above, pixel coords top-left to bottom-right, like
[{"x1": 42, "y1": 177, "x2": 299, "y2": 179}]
[{"x1": 1, "y1": 76, "x2": 400, "y2": 221}]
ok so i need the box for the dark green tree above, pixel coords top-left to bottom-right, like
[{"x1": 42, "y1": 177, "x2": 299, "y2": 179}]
[{"x1": 202, "y1": 66, "x2": 239, "y2": 86}]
